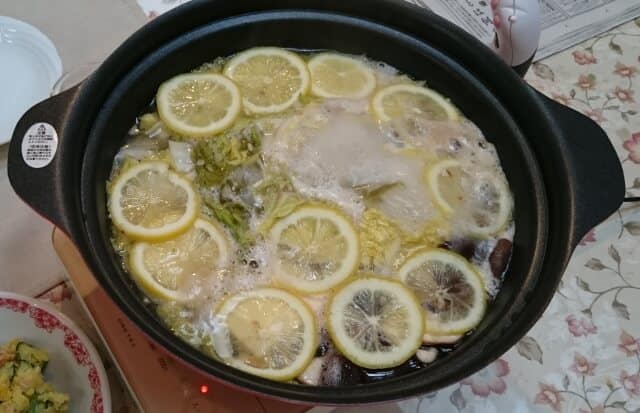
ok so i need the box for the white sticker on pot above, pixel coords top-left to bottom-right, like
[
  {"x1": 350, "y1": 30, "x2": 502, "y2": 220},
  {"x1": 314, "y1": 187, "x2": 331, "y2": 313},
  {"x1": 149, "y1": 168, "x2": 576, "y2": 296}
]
[{"x1": 21, "y1": 123, "x2": 58, "y2": 168}]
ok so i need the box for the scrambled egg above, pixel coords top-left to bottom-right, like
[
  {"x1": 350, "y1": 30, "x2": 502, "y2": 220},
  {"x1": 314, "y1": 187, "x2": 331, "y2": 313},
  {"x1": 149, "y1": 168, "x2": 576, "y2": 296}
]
[{"x1": 0, "y1": 339, "x2": 69, "y2": 413}]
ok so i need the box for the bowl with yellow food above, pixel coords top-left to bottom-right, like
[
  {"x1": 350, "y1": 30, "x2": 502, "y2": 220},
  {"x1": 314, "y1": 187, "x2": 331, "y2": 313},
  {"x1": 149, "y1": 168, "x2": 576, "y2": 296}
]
[{"x1": 0, "y1": 292, "x2": 110, "y2": 413}]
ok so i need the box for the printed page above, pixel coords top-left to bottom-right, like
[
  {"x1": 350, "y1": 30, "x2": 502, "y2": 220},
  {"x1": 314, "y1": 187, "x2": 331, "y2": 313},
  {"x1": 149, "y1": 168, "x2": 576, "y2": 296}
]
[{"x1": 408, "y1": 0, "x2": 640, "y2": 60}]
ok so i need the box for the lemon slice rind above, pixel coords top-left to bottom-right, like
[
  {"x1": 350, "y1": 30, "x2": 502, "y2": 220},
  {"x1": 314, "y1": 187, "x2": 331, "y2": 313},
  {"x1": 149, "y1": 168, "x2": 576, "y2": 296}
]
[
  {"x1": 469, "y1": 172, "x2": 512, "y2": 236},
  {"x1": 128, "y1": 218, "x2": 230, "y2": 302},
  {"x1": 327, "y1": 276, "x2": 424, "y2": 369},
  {"x1": 308, "y1": 53, "x2": 376, "y2": 99},
  {"x1": 427, "y1": 159, "x2": 512, "y2": 236},
  {"x1": 372, "y1": 83, "x2": 459, "y2": 122},
  {"x1": 109, "y1": 161, "x2": 199, "y2": 241},
  {"x1": 224, "y1": 47, "x2": 310, "y2": 115},
  {"x1": 269, "y1": 206, "x2": 360, "y2": 293},
  {"x1": 214, "y1": 288, "x2": 317, "y2": 381},
  {"x1": 156, "y1": 73, "x2": 241, "y2": 137},
  {"x1": 427, "y1": 159, "x2": 462, "y2": 216},
  {"x1": 398, "y1": 248, "x2": 486, "y2": 335}
]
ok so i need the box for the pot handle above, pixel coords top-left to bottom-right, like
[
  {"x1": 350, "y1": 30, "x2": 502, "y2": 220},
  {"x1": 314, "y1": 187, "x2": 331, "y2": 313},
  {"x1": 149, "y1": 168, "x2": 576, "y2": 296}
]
[
  {"x1": 538, "y1": 92, "x2": 625, "y2": 247},
  {"x1": 490, "y1": 0, "x2": 540, "y2": 76},
  {"x1": 7, "y1": 85, "x2": 82, "y2": 236}
]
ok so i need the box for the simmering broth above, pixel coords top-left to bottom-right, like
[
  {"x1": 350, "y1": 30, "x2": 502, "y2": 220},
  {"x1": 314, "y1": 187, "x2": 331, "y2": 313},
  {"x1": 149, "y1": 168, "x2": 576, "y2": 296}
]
[{"x1": 107, "y1": 48, "x2": 514, "y2": 385}]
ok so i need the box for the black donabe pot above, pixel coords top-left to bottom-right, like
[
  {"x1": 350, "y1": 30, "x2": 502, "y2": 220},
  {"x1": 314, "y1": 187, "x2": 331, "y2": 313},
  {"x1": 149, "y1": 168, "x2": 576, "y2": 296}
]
[{"x1": 8, "y1": 0, "x2": 625, "y2": 405}]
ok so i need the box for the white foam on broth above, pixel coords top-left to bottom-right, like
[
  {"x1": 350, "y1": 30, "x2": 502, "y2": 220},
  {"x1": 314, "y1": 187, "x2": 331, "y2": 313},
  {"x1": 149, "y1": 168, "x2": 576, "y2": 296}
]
[{"x1": 110, "y1": 52, "x2": 515, "y2": 383}]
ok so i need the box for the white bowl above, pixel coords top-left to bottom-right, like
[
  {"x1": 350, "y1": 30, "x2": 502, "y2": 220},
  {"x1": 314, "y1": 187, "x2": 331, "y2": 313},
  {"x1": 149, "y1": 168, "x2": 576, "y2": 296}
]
[
  {"x1": 0, "y1": 16, "x2": 63, "y2": 144},
  {"x1": 0, "y1": 292, "x2": 111, "y2": 413}
]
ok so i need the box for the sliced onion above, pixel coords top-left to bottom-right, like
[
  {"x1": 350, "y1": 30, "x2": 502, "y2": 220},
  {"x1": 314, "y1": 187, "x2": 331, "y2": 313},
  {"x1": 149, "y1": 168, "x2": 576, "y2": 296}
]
[
  {"x1": 169, "y1": 140, "x2": 194, "y2": 173},
  {"x1": 114, "y1": 134, "x2": 168, "y2": 162}
]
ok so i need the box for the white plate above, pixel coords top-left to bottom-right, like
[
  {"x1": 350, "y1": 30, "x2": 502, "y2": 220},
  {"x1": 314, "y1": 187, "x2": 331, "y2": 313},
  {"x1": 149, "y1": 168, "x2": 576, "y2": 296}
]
[
  {"x1": 0, "y1": 16, "x2": 62, "y2": 144},
  {"x1": 0, "y1": 292, "x2": 111, "y2": 413}
]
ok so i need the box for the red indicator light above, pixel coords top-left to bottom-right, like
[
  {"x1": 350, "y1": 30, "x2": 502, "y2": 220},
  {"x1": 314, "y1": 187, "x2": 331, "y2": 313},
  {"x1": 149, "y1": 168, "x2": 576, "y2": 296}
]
[{"x1": 199, "y1": 384, "x2": 209, "y2": 394}]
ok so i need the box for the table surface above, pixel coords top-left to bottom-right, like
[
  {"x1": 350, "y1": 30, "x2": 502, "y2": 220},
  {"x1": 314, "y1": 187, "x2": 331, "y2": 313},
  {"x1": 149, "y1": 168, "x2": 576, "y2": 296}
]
[{"x1": 2, "y1": 2, "x2": 640, "y2": 412}]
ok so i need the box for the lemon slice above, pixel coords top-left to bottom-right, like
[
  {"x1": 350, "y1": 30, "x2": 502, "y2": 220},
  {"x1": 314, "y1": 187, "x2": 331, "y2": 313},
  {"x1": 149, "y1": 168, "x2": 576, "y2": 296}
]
[
  {"x1": 109, "y1": 161, "x2": 199, "y2": 241},
  {"x1": 372, "y1": 83, "x2": 458, "y2": 122},
  {"x1": 308, "y1": 53, "x2": 376, "y2": 99},
  {"x1": 223, "y1": 47, "x2": 310, "y2": 114},
  {"x1": 156, "y1": 73, "x2": 241, "y2": 137},
  {"x1": 327, "y1": 276, "x2": 424, "y2": 369},
  {"x1": 269, "y1": 206, "x2": 359, "y2": 293},
  {"x1": 398, "y1": 248, "x2": 486, "y2": 335},
  {"x1": 213, "y1": 288, "x2": 316, "y2": 381},
  {"x1": 427, "y1": 159, "x2": 512, "y2": 236},
  {"x1": 129, "y1": 218, "x2": 230, "y2": 301}
]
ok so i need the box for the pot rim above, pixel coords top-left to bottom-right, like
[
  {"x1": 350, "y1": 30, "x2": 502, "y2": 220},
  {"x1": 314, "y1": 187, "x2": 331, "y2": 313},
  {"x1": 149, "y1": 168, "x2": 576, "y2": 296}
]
[
  {"x1": 14, "y1": 0, "x2": 627, "y2": 405},
  {"x1": 73, "y1": 3, "x2": 550, "y2": 404}
]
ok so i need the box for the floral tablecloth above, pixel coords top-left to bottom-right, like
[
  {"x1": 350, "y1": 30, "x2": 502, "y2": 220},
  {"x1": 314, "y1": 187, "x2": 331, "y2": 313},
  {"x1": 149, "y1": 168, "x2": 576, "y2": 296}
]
[
  {"x1": 36, "y1": 12, "x2": 640, "y2": 413},
  {"x1": 381, "y1": 18, "x2": 640, "y2": 413}
]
